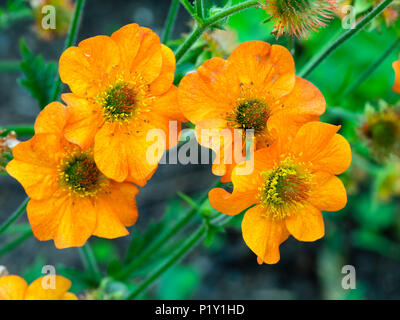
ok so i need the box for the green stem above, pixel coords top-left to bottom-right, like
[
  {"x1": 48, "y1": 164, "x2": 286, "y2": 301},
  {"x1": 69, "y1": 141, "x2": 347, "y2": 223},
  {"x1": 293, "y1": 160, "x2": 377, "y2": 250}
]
[
  {"x1": 344, "y1": 38, "x2": 400, "y2": 95},
  {"x1": 0, "y1": 60, "x2": 21, "y2": 72},
  {"x1": 79, "y1": 243, "x2": 102, "y2": 284},
  {"x1": 196, "y1": 0, "x2": 204, "y2": 20},
  {"x1": 2, "y1": 125, "x2": 35, "y2": 136},
  {"x1": 0, "y1": 197, "x2": 29, "y2": 235},
  {"x1": 0, "y1": 230, "x2": 33, "y2": 258},
  {"x1": 162, "y1": 0, "x2": 181, "y2": 44},
  {"x1": 175, "y1": 0, "x2": 259, "y2": 62},
  {"x1": 116, "y1": 185, "x2": 214, "y2": 280},
  {"x1": 180, "y1": 0, "x2": 198, "y2": 18},
  {"x1": 125, "y1": 224, "x2": 207, "y2": 300},
  {"x1": 175, "y1": 25, "x2": 206, "y2": 63},
  {"x1": 125, "y1": 213, "x2": 233, "y2": 300},
  {"x1": 50, "y1": 0, "x2": 86, "y2": 102},
  {"x1": 299, "y1": 0, "x2": 396, "y2": 78}
]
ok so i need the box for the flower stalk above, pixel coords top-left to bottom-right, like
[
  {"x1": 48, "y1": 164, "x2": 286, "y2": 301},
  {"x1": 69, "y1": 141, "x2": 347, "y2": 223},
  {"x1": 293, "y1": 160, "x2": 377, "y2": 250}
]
[
  {"x1": 175, "y1": 0, "x2": 260, "y2": 62},
  {"x1": 162, "y1": 0, "x2": 181, "y2": 44},
  {"x1": 50, "y1": 0, "x2": 86, "y2": 102},
  {"x1": 300, "y1": 0, "x2": 396, "y2": 78},
  {"x1": 0, "y1": 197, "x2": 29, "y2": 236}
]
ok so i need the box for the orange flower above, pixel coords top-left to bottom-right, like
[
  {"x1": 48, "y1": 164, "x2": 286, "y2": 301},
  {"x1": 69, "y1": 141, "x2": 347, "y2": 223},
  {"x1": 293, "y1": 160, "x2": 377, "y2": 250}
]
[
  {"x1": 209, "y1": 122, "x2": 351, "y2": 264},
  {"x1": 6, "y1": 102, "x2": 139, "y2": 249},
  {"x1": 0, "y1": 275, "x2": 77, "y2": 300},
  {"x1": 178, "y1": 41, "x2": 325, "y2": 182},
  {"x1": 58, "y1": 23, "x2": 186, "y2": 186},
  {"x1": 393, "y1": 53, "x2": 400, "y2": 94}
]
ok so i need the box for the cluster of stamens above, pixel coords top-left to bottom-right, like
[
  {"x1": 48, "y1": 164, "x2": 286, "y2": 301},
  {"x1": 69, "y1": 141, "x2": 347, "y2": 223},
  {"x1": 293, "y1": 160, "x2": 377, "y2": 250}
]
[
  {"x1": 258, "y1": 157, "x2": 312, "y2": 219},
  {"x1": 97, "y1": 76, "x2": 152, "y2": 124},
  {"x1": 227, "y1": 83, "x2": 271, "y2": 135},
  {"x1": 58, "y1": 150, "x2": 107, "y2": 198}
]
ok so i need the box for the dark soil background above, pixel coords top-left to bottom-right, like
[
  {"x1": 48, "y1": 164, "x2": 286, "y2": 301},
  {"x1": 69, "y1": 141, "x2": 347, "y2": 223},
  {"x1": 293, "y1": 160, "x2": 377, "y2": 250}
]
[{"x1": 1, "y1": 0, "x2": 399, "y2": 300}]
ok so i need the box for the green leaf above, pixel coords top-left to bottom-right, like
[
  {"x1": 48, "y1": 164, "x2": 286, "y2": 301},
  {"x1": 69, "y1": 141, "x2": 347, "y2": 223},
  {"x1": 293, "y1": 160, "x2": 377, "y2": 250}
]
[{"x1": 18, "y1": 39, "x2": 56, "y2": 109}]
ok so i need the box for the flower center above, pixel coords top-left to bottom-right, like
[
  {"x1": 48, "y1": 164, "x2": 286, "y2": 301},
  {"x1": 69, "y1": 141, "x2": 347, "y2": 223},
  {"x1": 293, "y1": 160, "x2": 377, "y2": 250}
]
[
  {"x1": 227, "y1": 98, "x2": 271, "y2": 135},
  {"x1": 258, "y1": 158, "x2": 312, "y2": 219},
  {"x1": 58, "y1": 151, "x2": 106, "y2": 197},
  {"x1": 98, "y1": 81, "x2": 138, "y2": 123},
  {"x1": 370, "y1": 120, "x2": 397, "y2": 148}
]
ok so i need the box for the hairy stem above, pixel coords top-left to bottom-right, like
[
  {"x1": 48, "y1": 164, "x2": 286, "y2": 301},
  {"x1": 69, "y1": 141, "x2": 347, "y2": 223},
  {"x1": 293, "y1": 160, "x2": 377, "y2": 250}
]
[
  {"x1": 125, "y1": 214, "x2": 233, "y2": 299},
  {"x1": 125, "y1": 224, "x2": 207, "y2": 299},
  {"x1": 0, "y1": 230, "x2": 33, "y2": 258},
  {"x1": 0, "y1": 197, "x2": 29, "y2": 236},
  {"x1": 175, "y1": 0, "x2": 259, "y2": 62},
  {"x1": 162, "y1": 0, "x2": 181, "y2": 44},
  {"x1": 79, "y1": 243, "x2": 102, "y2": 285},
  {"x1": 50, "y1": 0, "x2": 86, "y2": 102},
  {"x1": 116, "y1": 182, "x2": 219, "y2": 280},
  {"x1": 2, "y1": 125, "x2": 35, "y2": 137},
  {"x1": 344, "y1": 38, "x2": 400, "y2": 95},
  {"x1": 299, "y1": 0, "x2": 396, "y2": 78}
]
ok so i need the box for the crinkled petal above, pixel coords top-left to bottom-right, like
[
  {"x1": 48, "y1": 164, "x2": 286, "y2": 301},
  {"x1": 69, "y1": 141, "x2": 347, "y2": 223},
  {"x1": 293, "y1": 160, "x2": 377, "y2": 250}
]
[
  {"x1": 242, "y1": 205, "x2": 290, "y2": 264},
  {"x1": 6, "y1": 134, "x2": 62, "y2": 200},
  {"x1": 209, "y1": 188, "x2": 257, "y2": 216},
  {"x1": 150, "y1": 45, "x2": 176, "y2": 96},
  {"x1": 34, "y1": 102, "x2": 69, "y2": 136},
  {"x1": 62, "y1": 93, "x2": 104, "y2": 150},
  {"x1": 228, "y1": 42, "x2": 295, "y2": 101},
  {"x1": 0, "y1": 275, "x2": 28, "y2": 300},
  {"x1": 285, "y1": 203, "x2": 325, "y2": 242},
  {"x1": 27, "y1": 191, "x2": 97, "y2": 248},
  {"x1": 151, "y1": 86, "x2": 187, "y2": 122},
  {"x1": 59, "y1": 35, "x2": 120, "y2": 97},
  {"x1": 25, "y1": 276, "x2": 73, "y2": 300},
  {"x1": 309, "y1": 172, "x2": 347, "y2": 212},
  {"x1": 293, "y1": 122, "x2": 351, "y2": 175},
  {"x1": 178, "y1": 57, "x2": 238, "y2": 123}
]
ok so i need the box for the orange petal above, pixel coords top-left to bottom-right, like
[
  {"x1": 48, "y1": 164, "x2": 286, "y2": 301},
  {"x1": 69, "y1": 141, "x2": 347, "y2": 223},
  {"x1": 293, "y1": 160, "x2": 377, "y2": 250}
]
[
  {"x1": 128, "y1": 26, "x2": 163, "y2": 83},
  {"x1": 94, "y1": 121, "x2": 165, "y2": 185},
  {"x1": 0, "y1": 275, "x2": 28, "y2": 300},
  {"x1": 59, "y1": 35, "x2": 120, "y2": 97},
  {"x1": 293, "y1": 122, "x2": 352, "y2": 175},
  {"x1": 6, "y1": 134, "x2": 62, "y2": 200},
  {"x1": 151, "y1": 86, "x2": 187, "y2": 123},
  {"x1": 110, "y1": 23, "x2": 141, "y2": 70},
  {"x1": 94, "y1": 123, "x2": 130, "y2": 182},
  {"x1": 34, "y1": 102, "x2": 69, "y2": 136},
  {"x1": 150, "y1": 45, "x2": 176, "y2": 96},
  {"x1": 209, "y1": 188, "x2": 258, "y2": 216},
  {"x1": 285, "y1": 204, "x2": 325, "y2": 242},
  {"x1": 61, "y1": 292, "x2": 78, "y2": 300},
  {"x1": 93, "y1": 194, "x2": 129, "y2": 239},
  {"x1": 178, "y1": 57, "x2": 238, "y2": 123},
  {"x1": 194, "y1": 119, "x2": 232, "y2": 177},
  {"x1": 231, "y1": 147, "x2": 279, "y2": 191},
  {"x1": 25, "y1": 276, "x2": 73, "y2": 300},
  {"x1": 92, "y1": 180, "x2": 139, "y2": 238},
  {"x1": 62, "y1": 93, "x2": 104, "y2": 150},
  {"x1": 278, "y1": 76, "x2": 326, "y2": 116},
  {"x1": 242, "y1": 205, "x2": 290, "y2": 264},
  {"x1": 106, "y1": 181, "x2": 139, "y2": 226},
  {"x1": 309, "y1": 172, "x2": 347, "y2": 212},
  {"x1": 28, "y1": 191, "x2": 97, "y2": 248},
  {"x1": 267, "y1": 111, "x2": 320, "y2": 147},
  {"x1": 393, "y1": 59, "x2": 400, "y2": 94},
  {"x1": 228, "y1": 42, "x2": 295, "y2": 100}
]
